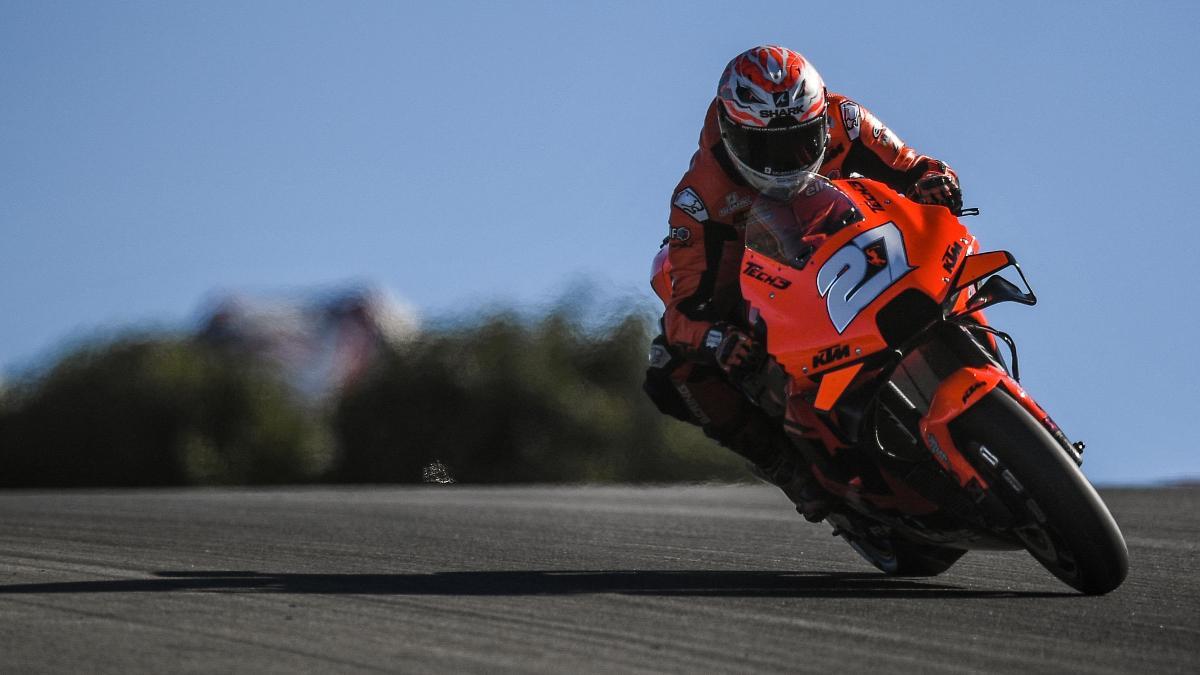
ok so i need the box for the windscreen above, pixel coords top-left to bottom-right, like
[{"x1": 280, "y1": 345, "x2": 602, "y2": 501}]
[{"x1": 743, "y1": 174, "x2": 865, "y2": 270}]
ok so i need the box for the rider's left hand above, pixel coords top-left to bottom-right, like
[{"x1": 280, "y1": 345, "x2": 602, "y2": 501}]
[
  {"x1": 704, "y1": 323, "x2": 763, "y2": 375},
  {"x1": 908, "y1": 172, "x2": 963, "y2": 215}
]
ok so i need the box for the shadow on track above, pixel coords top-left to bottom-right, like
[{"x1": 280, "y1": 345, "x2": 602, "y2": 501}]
[{"x1": 0, "y1": 570, "x2": 1070, "y2": 599}]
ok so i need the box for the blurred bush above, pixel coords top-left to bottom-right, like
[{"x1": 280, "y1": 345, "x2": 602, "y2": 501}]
[
  {"x1": 0, "y1": 303, "x2": 747, "y2": 487},
  {"x1": 334, "y1": 308, "x2": 745, "y2": 484},
  {"x1": 0, "y1": 337, "x2": 332, "y2": 487}
]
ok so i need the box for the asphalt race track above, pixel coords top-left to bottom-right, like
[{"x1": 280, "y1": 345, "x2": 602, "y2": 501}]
[{"x1": 0, "y1": 486, "x2": 1196, "y2": 673}]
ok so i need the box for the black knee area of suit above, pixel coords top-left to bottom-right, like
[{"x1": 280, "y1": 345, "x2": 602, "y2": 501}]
[{"x1": 643, "y1": 337, "x2": 693, "y2": 424}]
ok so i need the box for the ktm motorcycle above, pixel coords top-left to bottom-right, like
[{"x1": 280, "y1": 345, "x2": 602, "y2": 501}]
[{"x1": 653, "y1": 174, "x2": 1128, "y2": 595}]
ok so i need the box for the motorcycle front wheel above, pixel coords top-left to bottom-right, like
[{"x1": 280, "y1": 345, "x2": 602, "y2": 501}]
[{"x1": 951, "y1": 389, "x2": 1129, "y2": 594}]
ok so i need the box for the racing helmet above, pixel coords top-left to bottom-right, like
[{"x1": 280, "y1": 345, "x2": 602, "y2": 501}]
[{"x1": 716, "y1": 46, "x2": 828, "y2": 196}]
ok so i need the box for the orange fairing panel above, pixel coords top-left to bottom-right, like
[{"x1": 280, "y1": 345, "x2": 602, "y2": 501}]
[
  {"x1": 814, "y1": 362, "x2": 863, "y2": 412},
  {"x1": 953, "y1": 251, "x2": 1013, "y2": 293}
]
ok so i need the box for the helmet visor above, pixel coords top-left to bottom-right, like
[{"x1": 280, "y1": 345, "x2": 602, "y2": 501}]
[{"x1": 721, "y1": 114, "x2": 827, "y2": 177}]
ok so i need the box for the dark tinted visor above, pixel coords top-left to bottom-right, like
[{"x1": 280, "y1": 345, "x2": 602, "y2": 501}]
[{"x1": 721, "y1": 114, "x2": 826, "y2": 175}]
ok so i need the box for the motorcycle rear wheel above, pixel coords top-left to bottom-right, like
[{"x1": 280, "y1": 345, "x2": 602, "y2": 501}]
[{"x1": 951, "y1": 389, "x2": 1129, "y2": 594}]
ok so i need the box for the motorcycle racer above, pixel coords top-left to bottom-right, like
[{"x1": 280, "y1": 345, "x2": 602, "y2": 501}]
[{"x1": 645, "y1": 45, "x2": 962, "y2": 521}]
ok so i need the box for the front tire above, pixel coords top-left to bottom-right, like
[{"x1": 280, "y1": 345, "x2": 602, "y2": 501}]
[{"x1": 952, "y1": 390, "x2": 1129, "y2": 594}]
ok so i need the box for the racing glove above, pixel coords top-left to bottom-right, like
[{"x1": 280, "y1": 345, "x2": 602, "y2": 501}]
[
  {"x1": 702, "y1": 323, "x2": 763, "y2": 375},
  {"x1": 908, "y1": 171, "x2": 963, "y2": 215}
]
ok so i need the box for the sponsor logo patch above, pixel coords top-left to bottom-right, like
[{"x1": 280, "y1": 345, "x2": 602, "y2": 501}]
[
  {"x1": 719, "y1": 191, "x2": 753, "y2": 216},
  {"x1": 647, "y1": 344, "x2": 673, "y2": 369},
  {"x1": 673, "y1": 187, "x2": 709, "y2": 222},
  {"x1": 863, "y1": 110, "x2": 902, "y2": 148},
  {"x1": 669, "y1": 226, "x2": 691, "y2": 244},
  {"x1": 868, "y1": 115, "x2": 903, "y2": 150},
  {"x1": 840, "y1": 101, "x2": 860, "y2": 141}
]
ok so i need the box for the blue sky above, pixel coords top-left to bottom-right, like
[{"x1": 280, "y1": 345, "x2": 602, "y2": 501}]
[{"x1": 2, "y1": 1, "x2": 1197, "y2": 483}]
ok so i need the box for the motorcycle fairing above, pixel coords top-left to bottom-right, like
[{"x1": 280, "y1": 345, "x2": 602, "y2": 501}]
[
  {"x1": 943, "y1": 250, "x2": 1037, "y2": 318},
  {"x1": 742, "y1": 179, "x2": 975, "y2": 388}
]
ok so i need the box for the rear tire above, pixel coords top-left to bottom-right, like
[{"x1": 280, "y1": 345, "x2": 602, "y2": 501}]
[{"x1": 952, "y1": 390, "x2": 1128, "y2": 594}]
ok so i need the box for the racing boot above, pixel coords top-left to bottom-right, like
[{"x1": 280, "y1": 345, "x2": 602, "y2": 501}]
[
  {"x1": 751, "y1": 447, "x2": 832, "y2": 523},
  {"x1": 712, "y1": 413, "x2": 832, "y2": 523}
]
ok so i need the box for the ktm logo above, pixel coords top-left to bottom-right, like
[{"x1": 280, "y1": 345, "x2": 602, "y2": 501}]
[
  {"x1": 942, "y1": 241, "x2": 964, "y2": 273},
  {"x1": 743, "y1": 261, "x2": 792, "y2": 289},
  {"x1": 812, "y1": 344, "x2": 850, "y2": 368},
  {"x1": 961, "y1": 381, "x2": 986, "y2": 404}
]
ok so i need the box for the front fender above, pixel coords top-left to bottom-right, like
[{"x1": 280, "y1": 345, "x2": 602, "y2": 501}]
[
  {"x1": 920, "y1": 366, "x2": 1008, "y2": 489},
  {"x1": 919, "y1": 365, "x2": 1059, "y2": 489}
]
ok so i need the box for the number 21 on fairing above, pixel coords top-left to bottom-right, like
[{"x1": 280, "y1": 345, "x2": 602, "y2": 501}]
[{"x1": 816, "y1": 222, "x2": 914, "y2": 333}]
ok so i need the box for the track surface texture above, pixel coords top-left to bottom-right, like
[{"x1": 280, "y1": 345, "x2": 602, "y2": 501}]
[{"x1": 0, "y1": 486, "x2": 1196, "y2": 674}]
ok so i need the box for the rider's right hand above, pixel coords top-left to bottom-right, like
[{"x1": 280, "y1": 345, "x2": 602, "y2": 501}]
[{"x1": 908, "y1": 172, "x2": 964, "y2": 215}]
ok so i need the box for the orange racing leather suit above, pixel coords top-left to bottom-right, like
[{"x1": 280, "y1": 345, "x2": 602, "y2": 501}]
[{"x1": 646, "y1": 93, "x2": 958, "y2": 454}]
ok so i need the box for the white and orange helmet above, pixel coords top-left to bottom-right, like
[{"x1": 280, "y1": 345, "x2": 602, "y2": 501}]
[{"x1": 717, "y1": 46, "x2": 828, "y2": 195}]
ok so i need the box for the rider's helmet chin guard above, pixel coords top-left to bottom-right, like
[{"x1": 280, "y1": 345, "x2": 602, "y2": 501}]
[{"x1": 716, "y1": 45, "x2": 829, "y2": 199}]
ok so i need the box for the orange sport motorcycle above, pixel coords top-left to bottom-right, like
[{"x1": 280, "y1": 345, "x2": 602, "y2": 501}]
[{"x1": 653, "y1": 174, "x2": 1128, "y2": 595}]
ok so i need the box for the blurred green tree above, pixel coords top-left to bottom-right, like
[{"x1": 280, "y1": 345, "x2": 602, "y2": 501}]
[
  {"x1": 0, "y1": 337, "x2": 332, "y2": 486},
  {"x1": 333, "y1": 307, "x2": 747, "y2": 484},
  {"x1": 0, "y1": 300, "x2": 749, "y2": 486}
]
